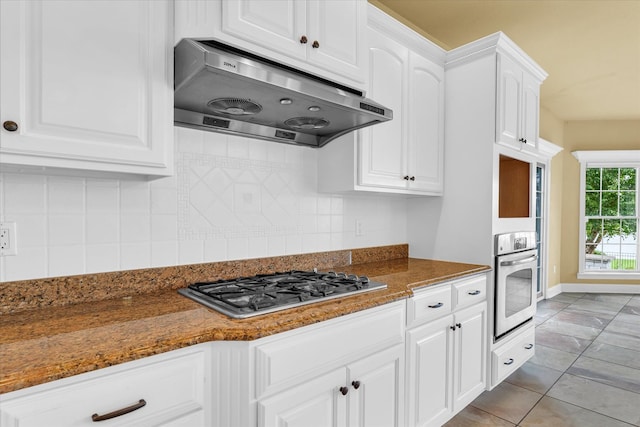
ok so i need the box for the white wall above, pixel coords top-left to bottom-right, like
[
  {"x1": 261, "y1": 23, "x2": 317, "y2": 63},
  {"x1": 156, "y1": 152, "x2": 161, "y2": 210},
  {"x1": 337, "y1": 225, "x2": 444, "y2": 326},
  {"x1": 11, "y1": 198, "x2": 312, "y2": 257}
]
[{"x1": 0, "y1": 127, "x2": 408, "y2": 282}]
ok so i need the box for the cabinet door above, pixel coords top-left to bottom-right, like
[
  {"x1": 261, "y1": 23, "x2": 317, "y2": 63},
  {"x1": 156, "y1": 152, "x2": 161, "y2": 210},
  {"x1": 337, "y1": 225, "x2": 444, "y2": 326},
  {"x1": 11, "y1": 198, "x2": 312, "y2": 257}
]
[
  {"x1": 306, "y1": 0, "x2": 366, "y2": 82},
  {"x1": 222, "y1": 0, "x2": 307, "y2": 60},
  {"x1": 358, "y1": 29, "x2": 408, "y2": 190},
  {"x1": 521, "y1": 71, "x2": 540, "y2": 152},
  {"x1": 347, "y1": 345, "x2": 404, "y2": 427},
  {"x1": 406, "y1": 51, "x2": 445, "y2": 194},
  {"x1": 406, "y1": 315, "x2": 453, "y2": 427},
  {"x1": 495, "y1": 53, "x2": 522, "y2": 150},
  {"x1": 258, "y1": 368, "x2": 347, "y2": 427},
  {"x1": 452, "y1": 302, "x2": 487, "y2": 411},
  {"x1": 0, "y1": 0, "x2": 173, "y2": 176}
]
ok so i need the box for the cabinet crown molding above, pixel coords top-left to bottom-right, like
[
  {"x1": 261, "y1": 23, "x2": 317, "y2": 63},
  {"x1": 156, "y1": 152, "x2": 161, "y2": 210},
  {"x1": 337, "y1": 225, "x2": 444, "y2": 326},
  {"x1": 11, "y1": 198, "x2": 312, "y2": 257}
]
[{"x1": 445, "y1": 31, "x2": 547, "y2": 82}]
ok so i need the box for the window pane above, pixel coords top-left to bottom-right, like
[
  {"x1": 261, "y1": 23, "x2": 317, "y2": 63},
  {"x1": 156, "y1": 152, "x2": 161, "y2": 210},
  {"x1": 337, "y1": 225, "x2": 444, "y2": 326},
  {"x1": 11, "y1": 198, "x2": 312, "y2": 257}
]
[
  {"x1": 536, "y1": 167, "x2": 542, "y2": 191},
  {"x1": 620, "y1": 168, "x2": 636, "y2": 190},
  {"x1": 586, "y1": 168, "x2": 601, "y2": 190},
  {"x1": 601, "y1": 191, "x2": 618, "y2": 216},
  {"x1": 585, "y1": 218, "x2": 603, "y2": 250},
  {"x1": 621, "y1": 219, "x2": 637, "y2": 240},
  {"x1": 602, "y1": 168, "x2": 619, "y2": 190},
  {"x1": 585, "y1": 192, "x2": 600, "y2": 216},
  {"x1": 603, "y1": 219, "x2": 621, "y2": 242},
  {"x1": 620, "y1": 192, "x2": 636, "y2": 216}
]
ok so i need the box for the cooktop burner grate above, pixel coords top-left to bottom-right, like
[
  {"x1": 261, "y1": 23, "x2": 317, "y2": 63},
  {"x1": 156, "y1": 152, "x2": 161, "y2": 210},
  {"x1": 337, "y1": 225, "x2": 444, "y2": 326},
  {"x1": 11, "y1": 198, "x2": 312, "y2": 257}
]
[{"x1": 178, "y1": 270, "x2": 387, "y2": 318}]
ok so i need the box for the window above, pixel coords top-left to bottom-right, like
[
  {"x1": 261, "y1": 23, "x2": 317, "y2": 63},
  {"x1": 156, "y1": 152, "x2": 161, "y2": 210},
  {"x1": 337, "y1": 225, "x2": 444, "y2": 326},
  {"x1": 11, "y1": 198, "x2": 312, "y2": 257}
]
[{"x1": 574, "y1": 151, "x2": 640, "y2": 279}]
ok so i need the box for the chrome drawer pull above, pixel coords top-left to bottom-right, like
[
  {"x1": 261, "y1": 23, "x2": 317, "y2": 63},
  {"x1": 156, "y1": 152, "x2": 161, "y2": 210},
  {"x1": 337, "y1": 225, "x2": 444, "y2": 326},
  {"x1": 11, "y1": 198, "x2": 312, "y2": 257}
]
[
  {"x1": 524, "y1": 343, "x2": 534, "y2": 350},
  {"x1": 504, "y1": 358, "x2": 514, "y2": 365},
  {"x1": 92, "y1": 399, "x2": 146, "y2": 422},
  {"x1": 467, "y1": 290, "x2": 481, "y2": 296},
  {"x1": 428, "y1": 302, "x2": 443, "y2": 308}
]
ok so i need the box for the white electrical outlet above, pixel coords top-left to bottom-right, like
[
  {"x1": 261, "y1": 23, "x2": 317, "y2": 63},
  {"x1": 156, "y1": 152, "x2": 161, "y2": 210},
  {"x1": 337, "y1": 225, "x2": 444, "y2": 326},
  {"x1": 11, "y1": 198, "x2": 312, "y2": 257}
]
[{"x1": 0, "y1": 222, "x2": 18, "y2": 256}]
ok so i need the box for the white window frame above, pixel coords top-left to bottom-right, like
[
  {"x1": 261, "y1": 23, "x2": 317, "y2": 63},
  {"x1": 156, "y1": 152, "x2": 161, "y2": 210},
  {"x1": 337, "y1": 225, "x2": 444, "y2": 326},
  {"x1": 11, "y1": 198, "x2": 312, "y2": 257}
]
[{"x1": 573, "y1": 150, "x2": 640, "y2": 280}]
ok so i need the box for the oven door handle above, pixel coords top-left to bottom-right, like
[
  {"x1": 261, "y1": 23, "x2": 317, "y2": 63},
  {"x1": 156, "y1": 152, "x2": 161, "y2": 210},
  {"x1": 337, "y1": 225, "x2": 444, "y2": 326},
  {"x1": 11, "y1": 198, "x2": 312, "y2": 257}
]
[{"x1": 499, "y1": 255, "x2": 538, "y2": 267}]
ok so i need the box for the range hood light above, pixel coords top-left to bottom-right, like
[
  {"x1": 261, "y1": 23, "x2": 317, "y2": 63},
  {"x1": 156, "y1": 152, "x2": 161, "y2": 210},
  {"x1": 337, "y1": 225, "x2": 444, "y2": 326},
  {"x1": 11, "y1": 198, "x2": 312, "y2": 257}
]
[
  {"x1": 308, "y1": 106, "x2": 321, "y2": 112},
  {"x1": 280, "y1": 98, "x2": 293, "y2": 105}
]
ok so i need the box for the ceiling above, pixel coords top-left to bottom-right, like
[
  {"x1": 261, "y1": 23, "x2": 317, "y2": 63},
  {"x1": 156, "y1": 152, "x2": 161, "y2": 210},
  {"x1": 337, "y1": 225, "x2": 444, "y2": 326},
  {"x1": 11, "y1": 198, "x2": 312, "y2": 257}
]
[{"x1": 373, "y1": 0, "x2": 640, "y2": 122}]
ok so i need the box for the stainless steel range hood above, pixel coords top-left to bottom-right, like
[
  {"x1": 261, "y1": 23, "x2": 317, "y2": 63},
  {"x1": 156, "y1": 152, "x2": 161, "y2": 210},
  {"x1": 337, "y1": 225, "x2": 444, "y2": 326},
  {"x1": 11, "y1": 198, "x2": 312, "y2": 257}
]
[{"x1": 174, "y1": 39, "x2": 392, "y2": 147}]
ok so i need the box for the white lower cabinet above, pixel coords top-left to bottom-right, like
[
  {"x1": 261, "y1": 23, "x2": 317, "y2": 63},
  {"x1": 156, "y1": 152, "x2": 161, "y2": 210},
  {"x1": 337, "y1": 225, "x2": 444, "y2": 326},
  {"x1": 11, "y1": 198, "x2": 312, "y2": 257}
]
[
  {"x1": 406, "y1": 275, "x2": 488, "y2": 427},
  {"x1": 255, "y1": 301, "x2": 406, "y2": 427},
  {"x1": 0, "y1": 345, "x2": 209, "y2": 427},
  {"x1": 491, "y1": 322, "x2": 535, "y2": 387},
  {"x1": 258, "y1": 344, "x2": 404, "y2": 427}
]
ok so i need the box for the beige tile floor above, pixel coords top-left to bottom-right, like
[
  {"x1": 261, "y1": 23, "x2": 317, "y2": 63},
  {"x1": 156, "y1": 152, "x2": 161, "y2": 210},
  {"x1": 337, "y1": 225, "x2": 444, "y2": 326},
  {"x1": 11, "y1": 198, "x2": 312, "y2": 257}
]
[{"x1": 445, "y1": 293, "x2": 640, "y2": 427}]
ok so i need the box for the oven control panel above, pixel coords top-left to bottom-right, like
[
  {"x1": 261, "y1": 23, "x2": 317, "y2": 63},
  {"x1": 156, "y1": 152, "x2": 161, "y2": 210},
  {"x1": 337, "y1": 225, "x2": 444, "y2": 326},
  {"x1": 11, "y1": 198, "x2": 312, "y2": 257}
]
[{"x1": 495, "y1": 231, "x2": 537, "y2": 255}]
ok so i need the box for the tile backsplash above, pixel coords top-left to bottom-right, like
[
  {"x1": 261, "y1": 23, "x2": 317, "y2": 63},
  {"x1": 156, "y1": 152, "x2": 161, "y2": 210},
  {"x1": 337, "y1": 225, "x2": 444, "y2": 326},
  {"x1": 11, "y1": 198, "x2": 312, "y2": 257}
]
[{"x1": 0, "y1": 127, "x2": 408, "y2": 282}]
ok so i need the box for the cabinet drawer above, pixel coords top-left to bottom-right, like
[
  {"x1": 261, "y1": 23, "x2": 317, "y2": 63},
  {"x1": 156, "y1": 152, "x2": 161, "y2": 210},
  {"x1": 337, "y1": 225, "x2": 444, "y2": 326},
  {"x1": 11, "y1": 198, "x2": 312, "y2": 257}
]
[
  {"x1": 0, "y1": 348, "x2": 206, "y2": 427},
  {"x1": 453, "y1": 275, "x2": 487, "y2": 310},
  {"x1": 254, "y1": 301, "x2": 405, "y2": 398},
  {"x1": 491, "y1": 323, "x2": 535, "y2": 386},
  {"x1": 407, "y1": 285, "x2": 452, "y2": 328}
]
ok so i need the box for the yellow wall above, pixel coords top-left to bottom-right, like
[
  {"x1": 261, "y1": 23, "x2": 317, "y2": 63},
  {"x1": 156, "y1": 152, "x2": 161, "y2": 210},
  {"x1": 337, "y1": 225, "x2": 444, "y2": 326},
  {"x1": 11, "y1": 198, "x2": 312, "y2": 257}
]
[
  {"x1": 560, "y1": 120, "x2": 640, "y2": 285},
  {"x1": 540, "y1": 108, "x2": 565, "y2": 289}
]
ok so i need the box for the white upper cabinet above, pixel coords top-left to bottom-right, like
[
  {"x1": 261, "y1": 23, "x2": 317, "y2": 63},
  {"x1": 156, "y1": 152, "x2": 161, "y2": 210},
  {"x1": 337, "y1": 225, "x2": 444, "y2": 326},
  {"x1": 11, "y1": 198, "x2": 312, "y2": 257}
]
[
  {"x1": 175, "y1": 0, "x2": 366, "y2": 87},
  {"x1": 0, "y1": 0, "x2": 174, "y2": 177},
  {"x1": 318, "y1": 5, "x2": 445, "y2": 196},
  {"x1": 496, "y1": 52, "x2": 542, "y2": 153},
  {"x1": 406, "y1": 51, "x2": 445, "y2": 193},
  {"x1": 358, "y1": 30, "x2": 408, "y2": 190}
]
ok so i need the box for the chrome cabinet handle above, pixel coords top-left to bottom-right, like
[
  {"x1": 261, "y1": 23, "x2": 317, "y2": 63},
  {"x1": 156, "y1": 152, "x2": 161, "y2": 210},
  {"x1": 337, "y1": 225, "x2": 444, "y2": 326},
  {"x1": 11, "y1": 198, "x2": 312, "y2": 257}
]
[
  {"x1": 504, "y1": 358, "x2": 514, "y2": 365},
  {"x1": 92, "y1": 399, "x2": 146, "y2": 422},
  {"x1": 524, "y1": 343, "x2": 533, "y2": 350},
  {"x1": 428, "y1": 302, "x2": 443, "y2": 309},
  {"x1": 467, "y1": 290, "x2": 481, "y2": 296}
]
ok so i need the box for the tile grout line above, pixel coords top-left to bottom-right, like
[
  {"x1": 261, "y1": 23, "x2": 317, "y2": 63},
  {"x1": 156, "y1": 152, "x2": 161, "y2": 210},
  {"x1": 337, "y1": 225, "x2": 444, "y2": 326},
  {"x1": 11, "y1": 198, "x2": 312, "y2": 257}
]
[{"x1": 530, "y1": 293, "x2": 640, "y2": 426}]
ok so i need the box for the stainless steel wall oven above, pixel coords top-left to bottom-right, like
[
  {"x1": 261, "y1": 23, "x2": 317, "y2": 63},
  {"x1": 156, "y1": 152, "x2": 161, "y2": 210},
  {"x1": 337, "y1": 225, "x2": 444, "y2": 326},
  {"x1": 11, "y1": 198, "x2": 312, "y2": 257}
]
[{"x1": 494, "y1": 232, "x2": 538, "y2": 340}]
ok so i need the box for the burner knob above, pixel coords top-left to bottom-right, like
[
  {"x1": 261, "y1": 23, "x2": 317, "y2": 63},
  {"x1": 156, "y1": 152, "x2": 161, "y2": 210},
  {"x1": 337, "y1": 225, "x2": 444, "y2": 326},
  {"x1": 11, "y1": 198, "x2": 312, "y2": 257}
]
[{"x1": 339, "y1": 386, "x2": 349, "y2": 396}]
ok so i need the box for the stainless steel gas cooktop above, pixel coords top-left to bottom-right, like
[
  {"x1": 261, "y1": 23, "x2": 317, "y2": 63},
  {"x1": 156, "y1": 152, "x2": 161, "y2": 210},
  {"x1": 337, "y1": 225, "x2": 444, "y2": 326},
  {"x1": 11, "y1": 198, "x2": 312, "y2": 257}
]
[{"x1": 178, "y1": 270, "x2": 387, "y2": 319}]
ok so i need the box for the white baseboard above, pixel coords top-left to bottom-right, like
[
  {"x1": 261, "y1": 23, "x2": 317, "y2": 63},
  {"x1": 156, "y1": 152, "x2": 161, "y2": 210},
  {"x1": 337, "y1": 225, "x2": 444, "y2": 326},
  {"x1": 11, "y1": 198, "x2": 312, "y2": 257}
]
[
  {"x1": 546, "y1": 285, "x2": 563, "y2": 298},
  {"x1": 551, "y1": 283, "x2": 640, "y2": 295}
]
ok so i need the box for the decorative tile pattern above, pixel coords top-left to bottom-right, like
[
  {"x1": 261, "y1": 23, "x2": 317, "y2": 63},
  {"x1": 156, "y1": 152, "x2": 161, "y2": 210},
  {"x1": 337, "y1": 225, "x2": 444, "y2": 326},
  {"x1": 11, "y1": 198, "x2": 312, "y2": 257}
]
[{"x1": 0, "y1": 128, "x2": 409, "y2": 281}]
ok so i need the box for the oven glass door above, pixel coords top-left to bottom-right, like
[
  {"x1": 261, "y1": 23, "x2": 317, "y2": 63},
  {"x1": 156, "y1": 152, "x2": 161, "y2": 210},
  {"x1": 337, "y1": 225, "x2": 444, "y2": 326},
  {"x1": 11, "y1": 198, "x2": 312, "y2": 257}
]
[{"x1": 495, "y1": 249, "x2": 538, "y2": 338}]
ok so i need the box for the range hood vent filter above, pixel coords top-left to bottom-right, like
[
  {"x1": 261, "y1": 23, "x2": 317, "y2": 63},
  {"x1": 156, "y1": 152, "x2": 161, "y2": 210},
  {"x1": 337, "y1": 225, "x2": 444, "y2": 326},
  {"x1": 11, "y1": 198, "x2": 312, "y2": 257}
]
[
  {"x1": 174, "y1": 39, "x2": 393, "y2": 147},
  {"x1": 207, "y1": 98, "x2": 263, "y2": 116},
  {"x1": 285, "y1": 117, "x2": 330, "y2": 130}
]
